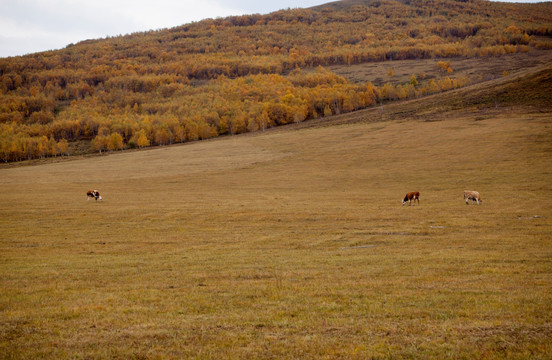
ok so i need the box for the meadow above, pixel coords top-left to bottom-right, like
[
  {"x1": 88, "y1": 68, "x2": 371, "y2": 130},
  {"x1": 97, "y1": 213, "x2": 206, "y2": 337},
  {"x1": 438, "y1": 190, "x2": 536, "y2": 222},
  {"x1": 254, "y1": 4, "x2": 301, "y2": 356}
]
[{"x1": 1, "y1": 64, "x2": 551, "y2": 359}]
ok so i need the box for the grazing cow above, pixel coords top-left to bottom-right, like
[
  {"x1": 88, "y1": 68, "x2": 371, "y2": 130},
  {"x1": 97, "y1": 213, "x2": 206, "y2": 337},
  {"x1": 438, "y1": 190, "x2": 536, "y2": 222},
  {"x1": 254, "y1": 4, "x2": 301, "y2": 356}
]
[
  {"x1": 86, "y1": 189, "x2": 102, "y2": 201},
  {"x1": 402, "y1": 191, "x2": 420, "y2": 205},
  {"x1": 464, "y1": 190, "x2": 482, "y2": 205}
]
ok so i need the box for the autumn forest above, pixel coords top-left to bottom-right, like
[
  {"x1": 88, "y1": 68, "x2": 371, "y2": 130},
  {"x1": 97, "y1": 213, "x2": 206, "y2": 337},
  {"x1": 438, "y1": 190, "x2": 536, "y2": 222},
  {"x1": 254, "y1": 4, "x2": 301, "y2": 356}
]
[{"x1": 1, "y1": 0, "x2": 551, "y2": 162}]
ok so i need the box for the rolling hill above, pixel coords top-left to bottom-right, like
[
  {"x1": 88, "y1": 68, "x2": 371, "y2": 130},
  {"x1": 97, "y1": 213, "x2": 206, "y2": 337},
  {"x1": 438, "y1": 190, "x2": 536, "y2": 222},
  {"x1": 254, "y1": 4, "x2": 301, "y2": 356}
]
[{"x1": 1, "y1": 0, "x2": 551, "y2": 163}]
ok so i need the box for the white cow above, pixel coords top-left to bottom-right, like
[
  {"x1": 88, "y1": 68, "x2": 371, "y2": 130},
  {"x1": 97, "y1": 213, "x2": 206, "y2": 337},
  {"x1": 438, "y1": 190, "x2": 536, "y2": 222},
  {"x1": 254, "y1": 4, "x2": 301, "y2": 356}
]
[{"x1": 464, "y1": 190, "x2": 482, "y2": 205}]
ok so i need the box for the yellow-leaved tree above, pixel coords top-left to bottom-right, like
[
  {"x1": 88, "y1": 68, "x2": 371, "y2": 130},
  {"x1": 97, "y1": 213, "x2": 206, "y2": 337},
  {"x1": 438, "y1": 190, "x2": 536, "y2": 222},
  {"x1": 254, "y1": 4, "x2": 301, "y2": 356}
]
[
  {"x1": 107, "y1": 133, "x2": 124, "y2": 151},
  {"x1": 131, "y1": 129, "x2": 150, "y2": 148}
]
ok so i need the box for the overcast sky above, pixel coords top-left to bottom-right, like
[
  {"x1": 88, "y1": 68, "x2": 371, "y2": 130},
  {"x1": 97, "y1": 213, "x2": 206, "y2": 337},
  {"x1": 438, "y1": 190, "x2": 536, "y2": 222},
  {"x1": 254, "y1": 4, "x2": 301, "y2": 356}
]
[{"x1": 0, "y1": 0, "x2": 545, "y2": 58}]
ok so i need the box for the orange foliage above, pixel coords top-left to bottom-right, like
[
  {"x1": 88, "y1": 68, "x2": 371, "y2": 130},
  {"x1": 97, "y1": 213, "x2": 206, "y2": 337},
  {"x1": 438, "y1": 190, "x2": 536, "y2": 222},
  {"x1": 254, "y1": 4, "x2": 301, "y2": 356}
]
[{"x1": 0, "y1": 0, "x2": 550, "y2": 161}]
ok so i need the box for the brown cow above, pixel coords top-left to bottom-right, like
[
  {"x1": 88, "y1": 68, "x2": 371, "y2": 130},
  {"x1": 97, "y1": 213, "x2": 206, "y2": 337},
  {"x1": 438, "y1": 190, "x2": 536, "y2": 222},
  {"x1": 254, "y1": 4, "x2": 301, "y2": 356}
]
[
  {"x1": 86, "y1": 189, "x2": 102, "y2": 201},
  {"x1": 464, "y1": 190, "x2": 482, "y2": 205},
  {"x1": 402, "y1": 191, "x2": 420, "y2": 205}
]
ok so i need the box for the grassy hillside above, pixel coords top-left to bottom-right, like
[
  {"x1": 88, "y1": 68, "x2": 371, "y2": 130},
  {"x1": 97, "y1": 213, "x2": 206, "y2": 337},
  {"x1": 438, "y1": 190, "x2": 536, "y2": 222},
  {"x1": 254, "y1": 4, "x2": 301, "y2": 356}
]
[
  {"x1": 1, "y1": 62, "x2": 550, "y2": 358},
  {"x1": 1, "y1": 0, "x2": 551, "y2": 162}
]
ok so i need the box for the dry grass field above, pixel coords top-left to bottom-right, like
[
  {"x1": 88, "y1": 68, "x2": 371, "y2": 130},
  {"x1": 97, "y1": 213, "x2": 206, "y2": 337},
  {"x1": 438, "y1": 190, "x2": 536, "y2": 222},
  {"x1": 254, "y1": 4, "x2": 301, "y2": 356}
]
[{"x1": 1, "y1": 61, "x2": 551, "y2": 359}]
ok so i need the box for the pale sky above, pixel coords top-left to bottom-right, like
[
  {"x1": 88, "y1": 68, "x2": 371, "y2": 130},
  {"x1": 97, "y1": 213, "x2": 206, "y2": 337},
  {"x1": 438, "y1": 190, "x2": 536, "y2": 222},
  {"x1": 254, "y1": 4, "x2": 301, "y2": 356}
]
[{"x1": 0, "y1": 0, "x2": 545, "y2": 58}]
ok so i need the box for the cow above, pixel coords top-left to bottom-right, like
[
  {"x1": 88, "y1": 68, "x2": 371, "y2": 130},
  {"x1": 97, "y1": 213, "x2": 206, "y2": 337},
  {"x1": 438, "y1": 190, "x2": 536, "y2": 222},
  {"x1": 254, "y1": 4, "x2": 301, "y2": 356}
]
[
  {"x1": 86, "y1": 189, "x2": 102, "y2": 201},
  {"x1": 464, "y1": 190, "x2": 482, "y2": 205},
  {"x1": 402, "y1": 191, "x2": 420, "y2": 205}
]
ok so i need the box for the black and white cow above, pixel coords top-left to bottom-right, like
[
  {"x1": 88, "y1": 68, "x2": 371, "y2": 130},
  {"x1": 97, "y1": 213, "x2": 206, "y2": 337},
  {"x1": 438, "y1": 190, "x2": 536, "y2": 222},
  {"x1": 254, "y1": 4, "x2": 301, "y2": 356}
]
[{"x1": 86, "y1": 189, "x2": 102, "y2": 201}]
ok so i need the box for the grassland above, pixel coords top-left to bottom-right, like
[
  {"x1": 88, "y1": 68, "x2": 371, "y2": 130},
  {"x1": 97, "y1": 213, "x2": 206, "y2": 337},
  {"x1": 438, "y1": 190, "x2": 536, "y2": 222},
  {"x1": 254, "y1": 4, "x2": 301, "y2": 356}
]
[{"x1": 1, "y1": 61, "x2": 551, "y2": 359}]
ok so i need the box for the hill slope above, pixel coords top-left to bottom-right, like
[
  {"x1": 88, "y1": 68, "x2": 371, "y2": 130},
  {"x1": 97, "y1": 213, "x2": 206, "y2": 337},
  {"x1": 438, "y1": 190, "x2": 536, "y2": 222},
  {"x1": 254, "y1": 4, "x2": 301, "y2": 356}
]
[
  {"x1": 1, "y1": 0, "x2": 552, "y2": 162},
  {"x1": 261, "y1": 59, "x2": 552, "y2": 135}
]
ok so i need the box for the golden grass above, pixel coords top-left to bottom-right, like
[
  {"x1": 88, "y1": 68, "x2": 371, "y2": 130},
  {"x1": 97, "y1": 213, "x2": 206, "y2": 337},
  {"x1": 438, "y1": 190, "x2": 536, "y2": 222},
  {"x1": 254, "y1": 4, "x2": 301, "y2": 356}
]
[{"x1": 1, "y1": 68, "x2": 551, "y2": 359}]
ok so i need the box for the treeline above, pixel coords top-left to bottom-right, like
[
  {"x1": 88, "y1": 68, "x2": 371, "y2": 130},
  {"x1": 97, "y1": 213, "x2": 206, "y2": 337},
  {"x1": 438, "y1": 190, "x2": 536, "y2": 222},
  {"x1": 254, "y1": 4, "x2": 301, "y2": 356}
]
[
  {"x1": 0, "y1": 67, "x2": 471, "y2": 161},
  {"x1": 0, "y1": 0, "x2": 551, "y2": 161}
]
